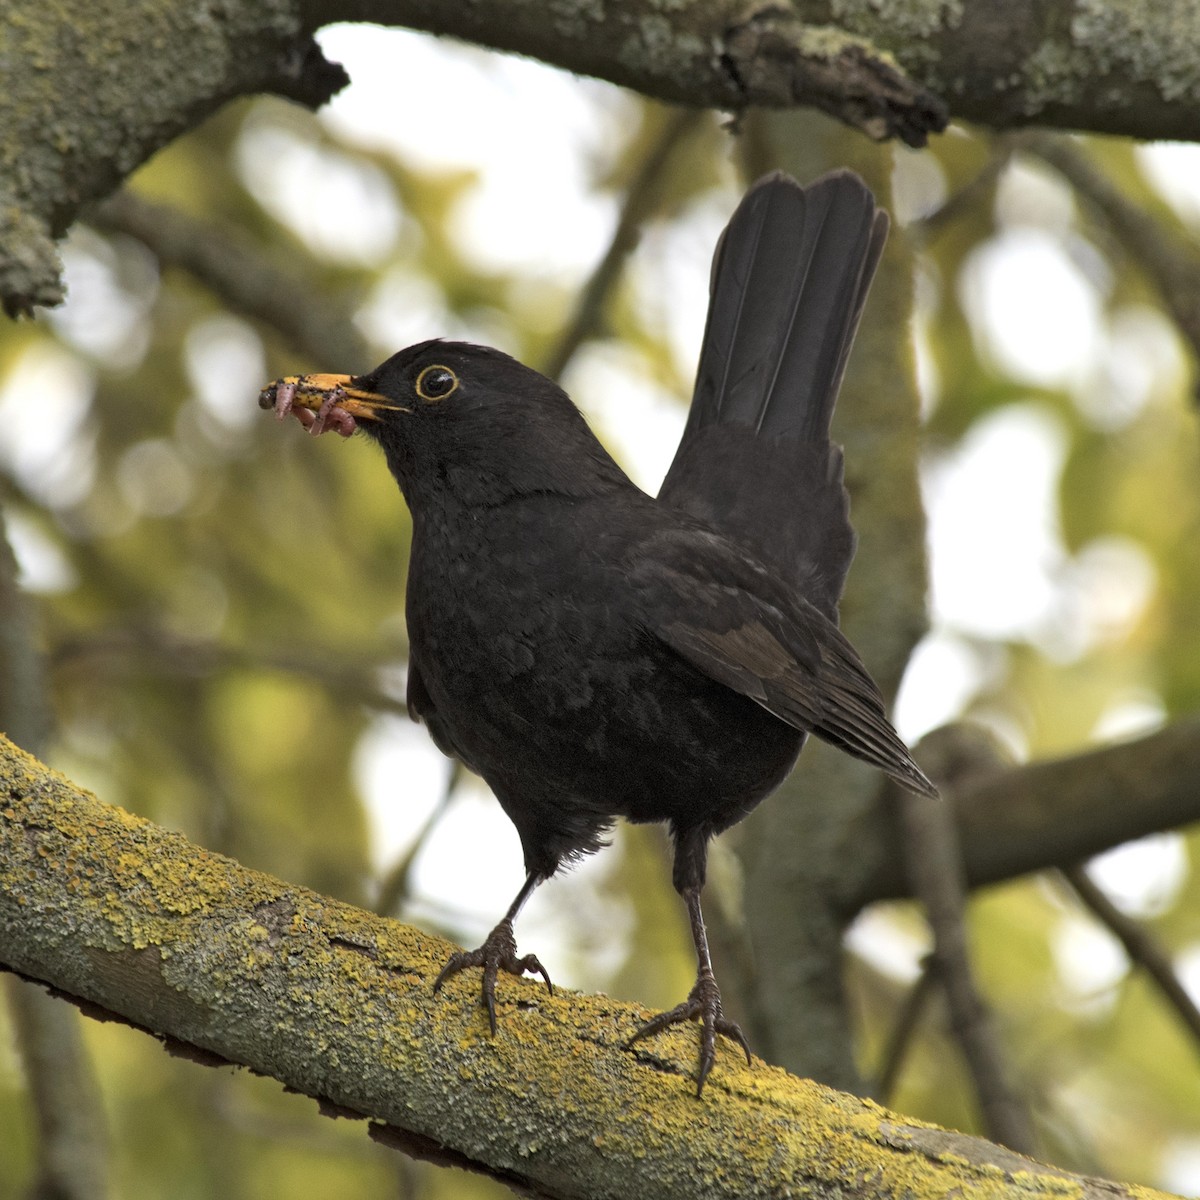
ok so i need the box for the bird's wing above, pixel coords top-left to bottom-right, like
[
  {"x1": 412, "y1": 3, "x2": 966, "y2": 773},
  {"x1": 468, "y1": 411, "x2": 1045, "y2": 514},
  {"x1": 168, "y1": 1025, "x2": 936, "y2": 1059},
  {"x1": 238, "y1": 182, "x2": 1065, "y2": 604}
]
[{"x1": 630, "y1": 531, "x2": 937, "y2": 799}]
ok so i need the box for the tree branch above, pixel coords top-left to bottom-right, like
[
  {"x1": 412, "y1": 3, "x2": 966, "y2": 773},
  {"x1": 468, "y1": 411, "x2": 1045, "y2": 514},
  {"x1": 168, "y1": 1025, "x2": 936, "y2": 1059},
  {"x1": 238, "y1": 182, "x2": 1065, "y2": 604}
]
[
  {"x1": 1, "y1": 508, "x2": 110, "y2": 1200},
  {"x1": 730, "y1": 120, "x2": 932, "y2": 1090},
  {"x1": 0, "y1": 733, "x2": 1172, "y2": 1200},
  {"x1": 17, "y1": 0, "x2": 1200, "y2": 316},
  {"x1": 91, "y1": 192, "x2": 373, "y2": 373},
  {"x1": 331, "y1": 0, "x2": 1200, "y2": 145},
  {"x1": 53, "y1": 626, "x2": 1200, "y2": 924},
  {"x1": 1059, "y1": 865, "x2": 1200, "y2": 1047},
  {"x1": 1016, "y1": 131, "x2": 1200, "y2": 400},
  {"x1": 873, "y1": 958, "x2": 936, "y2": 1104},
  {"x1": 1, "y1": 0, "x2": 348, "y2": 317},
  {"x1": 898, "y1": 785, "x2": 1036, "y2": 1152},
  {"x1": 49, "y1": 626, "x2": 408, "y2": 718},
  {"x1": 4, "y1": 978, "x2": 110, "y2": 1200},
  {"x1": 542, "y1": 107, "x2": 704, "y2": 383},
  {"x1": 857, "y1": 718, "x2": 1200, "y2": 909},
  {"x1": 330, "y1": 0, "x2": 946, "y2": 146}
]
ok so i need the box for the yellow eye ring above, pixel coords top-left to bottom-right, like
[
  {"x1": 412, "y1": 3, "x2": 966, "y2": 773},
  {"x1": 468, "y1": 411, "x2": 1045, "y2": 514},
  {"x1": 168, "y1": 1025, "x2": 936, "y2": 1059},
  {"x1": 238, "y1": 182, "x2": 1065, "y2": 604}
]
[{"x1": 415, "y1": 364, "x2": 459, "y2": 402}]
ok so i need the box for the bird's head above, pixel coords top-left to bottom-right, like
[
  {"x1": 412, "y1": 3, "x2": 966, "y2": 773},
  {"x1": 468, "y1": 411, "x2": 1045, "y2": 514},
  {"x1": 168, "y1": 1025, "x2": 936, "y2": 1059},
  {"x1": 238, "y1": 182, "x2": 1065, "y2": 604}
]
[{"x1": 260, "y1": 340, "x2": 631, "y2": 508}]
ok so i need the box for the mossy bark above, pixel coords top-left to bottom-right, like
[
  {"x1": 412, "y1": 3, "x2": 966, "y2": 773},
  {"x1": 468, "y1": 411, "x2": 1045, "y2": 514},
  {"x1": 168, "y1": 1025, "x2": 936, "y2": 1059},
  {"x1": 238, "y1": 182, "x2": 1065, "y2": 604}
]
[
  {"x1": 8, "y1": 0, "x2": 1200, "y2": 314},
  {"x1": 0, "y1": 734, "x2": 1175, "y2": 1200}
]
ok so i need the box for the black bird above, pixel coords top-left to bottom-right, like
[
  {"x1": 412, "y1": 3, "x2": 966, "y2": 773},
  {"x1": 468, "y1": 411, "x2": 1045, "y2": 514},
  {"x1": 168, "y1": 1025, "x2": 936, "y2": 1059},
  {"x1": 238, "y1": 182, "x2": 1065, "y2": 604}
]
[{"x1": 260, "y1": 170, "x2": 937, "y2": 1094}]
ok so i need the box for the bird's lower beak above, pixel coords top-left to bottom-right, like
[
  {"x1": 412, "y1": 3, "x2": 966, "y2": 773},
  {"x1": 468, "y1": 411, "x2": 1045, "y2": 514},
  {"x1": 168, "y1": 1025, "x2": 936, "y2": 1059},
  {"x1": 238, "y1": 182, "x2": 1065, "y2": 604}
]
[{"x1": 258, "y1": 373, "x2": 406, "y2": 437}]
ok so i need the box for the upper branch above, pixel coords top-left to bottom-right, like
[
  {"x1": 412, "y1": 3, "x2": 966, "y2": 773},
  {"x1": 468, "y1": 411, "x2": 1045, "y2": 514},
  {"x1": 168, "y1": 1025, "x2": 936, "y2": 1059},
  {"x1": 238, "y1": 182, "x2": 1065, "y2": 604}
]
[
  {"x1": 0, "y1": 734, "x2": 1168, "y2": 1200},
  {"x1": 9, "y1": 0, "x2": 1200, "y2": 316},
  {"x1": 331, "y1": 0, "x2": 1200, "y2": 142}
]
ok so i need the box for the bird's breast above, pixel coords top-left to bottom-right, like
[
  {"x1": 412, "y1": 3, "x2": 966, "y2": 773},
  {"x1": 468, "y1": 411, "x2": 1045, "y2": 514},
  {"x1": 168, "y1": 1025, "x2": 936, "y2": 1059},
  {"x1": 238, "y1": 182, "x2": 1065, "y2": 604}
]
[
  {"x1": 407, "y1": 505, "x2": 791, "y2": 818},
  {"x1": 407, "y1": 503, "x2": 628, "y2": 702}
]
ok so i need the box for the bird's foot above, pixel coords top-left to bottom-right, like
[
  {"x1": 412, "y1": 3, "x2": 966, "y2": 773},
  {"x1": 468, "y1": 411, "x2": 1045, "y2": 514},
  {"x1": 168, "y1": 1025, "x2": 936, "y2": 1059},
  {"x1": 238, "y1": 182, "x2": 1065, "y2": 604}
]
[
  {"x1": 433, "y1": 918, "x2": 553, "y2": 1033},
  {"x1": 627, "y1": 969, "x2": 751, "y2": 1096}
]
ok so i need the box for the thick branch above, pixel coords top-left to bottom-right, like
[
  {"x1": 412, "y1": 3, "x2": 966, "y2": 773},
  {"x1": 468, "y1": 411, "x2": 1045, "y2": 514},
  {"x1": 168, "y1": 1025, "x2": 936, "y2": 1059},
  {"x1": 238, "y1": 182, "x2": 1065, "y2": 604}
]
[
  {"x1": 11, "y1": 0, "x2": 1200, "y2": 315},
  {"x1": 855, "y1": 718, "x2": 1200, "y2": 909},
  {"x1": 327, "y1": 0, "x2": 945, "y2": 146},
  {"x1": 5, "y1": 0, "x2": 1194, "y2": 322},
  {"x1": 331, "y1": 0, "x2": 1200, "y2": 143},
  {"x1": 0, "y1": 734, "x2": 1168, "y2": 1200},
  {"x1": 1, "y1": 0, "x2": 347, "y2": 317}
]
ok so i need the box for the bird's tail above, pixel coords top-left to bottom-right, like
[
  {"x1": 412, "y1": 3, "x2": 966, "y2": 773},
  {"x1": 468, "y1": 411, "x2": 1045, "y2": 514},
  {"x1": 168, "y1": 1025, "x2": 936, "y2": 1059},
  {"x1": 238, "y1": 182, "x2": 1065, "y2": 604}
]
[
  {"x1": 659, "y1": 172, "x2": 888, "y2": 616},
  {"x1": 684, "y1": 170, "x2": 887, "y2": 443}
]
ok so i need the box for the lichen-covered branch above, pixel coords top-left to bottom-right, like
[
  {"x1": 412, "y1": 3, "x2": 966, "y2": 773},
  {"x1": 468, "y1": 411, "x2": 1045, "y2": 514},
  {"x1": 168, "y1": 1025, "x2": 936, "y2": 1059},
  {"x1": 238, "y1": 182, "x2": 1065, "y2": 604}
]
[
  {"x1": 9, "y1": 0, "x2": 1200, "y2": 316},
  {"x1": 0, "y1": 734, "x2": 1171, "y2": 1200},
  {"x1": 0, "y1": 0, "x2": 347, "y2": 317},
  {"x1": 2, "y1": 0, "x2": 944, "y2": 318},
  {"x1": 334, "y1": 0, "x2": 1200, "y2": 145},
  {"x1": 330, "y1": 0, "x2": 946, "y2": 146}
]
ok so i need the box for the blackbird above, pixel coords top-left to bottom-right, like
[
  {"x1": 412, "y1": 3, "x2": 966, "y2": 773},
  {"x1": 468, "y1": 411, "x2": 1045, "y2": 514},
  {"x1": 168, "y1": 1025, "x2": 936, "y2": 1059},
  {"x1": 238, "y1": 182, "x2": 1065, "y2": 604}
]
[{"x1": 259, "y1": 169, "x2": 937, "y2": 1094}]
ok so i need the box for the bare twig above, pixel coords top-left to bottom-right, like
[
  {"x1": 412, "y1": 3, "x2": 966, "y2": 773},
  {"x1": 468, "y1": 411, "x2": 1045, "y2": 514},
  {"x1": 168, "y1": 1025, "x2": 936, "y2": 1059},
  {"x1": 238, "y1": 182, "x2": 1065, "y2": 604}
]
[
  {"x1": 375, "y1": 760, "x2": 464, "y2": 918},
  {"x1": 91, "y1": 191, "x2": 372, "y2": 372},
  {"x1": 542, "y1": 107, "x2": 704, "y2": 382},
  {"x1": 873, "y1": 955, "x2": 937, "y2": 1105},
  {"x1": 898, "y1": 781, "x2": 1036, "y2": 1152},
  {"x1": 1018, "y1": 131, "x2": 1200, "y2": 400},
  {"x1": 911, "y1": 145, "x2": 1014, "y2": 238},
  {"x1": 50, "y1": 626, "x2": 408, "y2": 716},
  {"x1": 1061, "y1": 864, "x2": 1200, "y2": 1047}
]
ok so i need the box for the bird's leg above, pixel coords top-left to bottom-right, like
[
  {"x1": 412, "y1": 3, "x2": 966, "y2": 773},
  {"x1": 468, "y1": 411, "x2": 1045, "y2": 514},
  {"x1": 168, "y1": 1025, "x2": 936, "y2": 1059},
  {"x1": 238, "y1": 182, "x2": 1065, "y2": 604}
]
[
  {"x1": 433, "y1": 871, "x2": 553, "y2": 1033},
  {"x1": 626, "y1": 885, "x2": 752, "y2": 1095}
]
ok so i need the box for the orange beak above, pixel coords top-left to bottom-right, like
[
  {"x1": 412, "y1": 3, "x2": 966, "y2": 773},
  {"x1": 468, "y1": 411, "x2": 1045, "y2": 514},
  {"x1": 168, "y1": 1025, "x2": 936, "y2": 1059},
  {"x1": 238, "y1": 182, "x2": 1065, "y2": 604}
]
[{"x1": 259, "y1": 373, "x2": 408, "y2": 436}]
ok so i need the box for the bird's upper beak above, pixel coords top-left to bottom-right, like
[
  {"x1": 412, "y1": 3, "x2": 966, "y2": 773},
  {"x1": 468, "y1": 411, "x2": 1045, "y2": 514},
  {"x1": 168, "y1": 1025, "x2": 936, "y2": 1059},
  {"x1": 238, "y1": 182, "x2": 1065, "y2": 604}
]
[{"x1": 258, "y1": 373, "x2": 407, "y2": 437}]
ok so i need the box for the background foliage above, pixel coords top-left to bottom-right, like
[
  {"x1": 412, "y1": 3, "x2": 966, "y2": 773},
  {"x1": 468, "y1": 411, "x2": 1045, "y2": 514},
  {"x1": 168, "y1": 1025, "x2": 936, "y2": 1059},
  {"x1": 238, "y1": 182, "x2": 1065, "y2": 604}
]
[{"x1": 3, "y1": 24, "x2": 1200, "y2": 1199}]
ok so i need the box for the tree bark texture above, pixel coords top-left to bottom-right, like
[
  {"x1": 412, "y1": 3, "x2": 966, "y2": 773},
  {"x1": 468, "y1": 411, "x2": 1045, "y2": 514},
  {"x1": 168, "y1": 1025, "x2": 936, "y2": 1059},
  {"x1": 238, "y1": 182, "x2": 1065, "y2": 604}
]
[
  {"x1": 8, "y1": 0, "x2": 1200, "y2": 314},
  {"x1": 0, "y1": 734, "x2": 1178, "y2": 1200}
]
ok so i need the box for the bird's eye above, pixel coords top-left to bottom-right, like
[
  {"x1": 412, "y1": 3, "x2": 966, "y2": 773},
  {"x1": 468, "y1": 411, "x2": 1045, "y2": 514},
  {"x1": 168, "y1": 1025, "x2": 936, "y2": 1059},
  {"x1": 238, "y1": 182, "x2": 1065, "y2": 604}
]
[{"x1": 415, "y1": 365, "x2": 459, "y2": 402}]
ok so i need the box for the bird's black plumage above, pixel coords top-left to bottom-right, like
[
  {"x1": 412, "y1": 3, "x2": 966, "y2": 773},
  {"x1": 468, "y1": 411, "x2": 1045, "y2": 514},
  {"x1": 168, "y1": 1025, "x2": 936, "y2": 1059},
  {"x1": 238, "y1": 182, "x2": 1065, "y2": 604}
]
[{"x1": 260, "y1": 169, "x2": 936, "y2": 1094}]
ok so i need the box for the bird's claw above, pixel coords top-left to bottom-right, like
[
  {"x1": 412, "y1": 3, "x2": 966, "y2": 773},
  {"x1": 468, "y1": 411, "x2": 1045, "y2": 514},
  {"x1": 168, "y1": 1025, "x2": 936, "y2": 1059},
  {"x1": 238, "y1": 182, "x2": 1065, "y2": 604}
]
[
  {"x1": 433, "y1": 918, "x2": 553, "y2": 1034},
  {"x1": 627, "y1": 971, "x2": 751, "y2": 1095}
]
